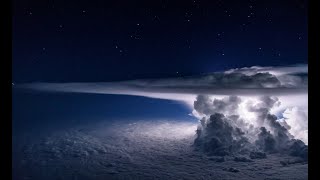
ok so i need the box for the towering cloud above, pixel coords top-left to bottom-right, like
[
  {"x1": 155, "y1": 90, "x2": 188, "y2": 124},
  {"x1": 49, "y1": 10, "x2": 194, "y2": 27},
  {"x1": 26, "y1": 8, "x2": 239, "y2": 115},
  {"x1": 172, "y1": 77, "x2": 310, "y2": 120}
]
[
  {"x1": 194, "y1": 112, "x2": 251, "y2": 156},
  {"x1": 194, "y1": 95, "x2": 241, "y2": 116},
  {"x1": 14, "y1": 64, "x2": 308, "y2": 158},
  {"x1": 193, "y1": 95, "x2": 308, "y2": 160},
  {"x1": 280, "y1": 107, "x2": 308, "y2": 144}
]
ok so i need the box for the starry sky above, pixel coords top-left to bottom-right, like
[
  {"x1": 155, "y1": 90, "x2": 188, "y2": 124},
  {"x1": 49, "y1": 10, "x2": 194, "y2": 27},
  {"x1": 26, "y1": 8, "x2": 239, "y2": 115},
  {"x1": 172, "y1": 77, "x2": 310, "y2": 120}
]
[
  {"x1": 12, "y1": 3, "x2": 309, "y2": 177},
  {"x1": 13, "y1": 0, "x2": 308, "y2": 83}
]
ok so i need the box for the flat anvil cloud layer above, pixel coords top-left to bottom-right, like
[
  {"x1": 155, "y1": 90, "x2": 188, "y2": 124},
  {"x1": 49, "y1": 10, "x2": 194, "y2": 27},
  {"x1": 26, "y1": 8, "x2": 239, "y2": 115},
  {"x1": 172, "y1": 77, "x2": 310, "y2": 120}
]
[{"x1": 17, "y1": 64, "x2": 307, "y2": 96}]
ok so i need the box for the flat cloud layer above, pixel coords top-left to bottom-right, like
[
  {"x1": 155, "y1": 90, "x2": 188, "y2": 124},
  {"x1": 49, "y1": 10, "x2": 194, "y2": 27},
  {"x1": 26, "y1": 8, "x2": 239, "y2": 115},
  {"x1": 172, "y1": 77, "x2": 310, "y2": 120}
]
[
  {"x1": 13, "y1": 120, "x2": 308, "y2": 180},
  {"x1": 16, "y1": 64, "x2": 307, "y2": 96}
]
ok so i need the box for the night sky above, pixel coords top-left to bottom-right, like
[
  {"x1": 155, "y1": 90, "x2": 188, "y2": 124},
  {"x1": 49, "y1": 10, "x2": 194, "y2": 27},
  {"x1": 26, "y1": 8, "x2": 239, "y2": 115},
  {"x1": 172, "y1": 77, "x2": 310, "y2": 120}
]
[
  {"x1": 13, "y1": 0, "x2": 308, "y2": 83},
  {"x1": 12, "y1": 1, "x2": 309, "y2": 179}
]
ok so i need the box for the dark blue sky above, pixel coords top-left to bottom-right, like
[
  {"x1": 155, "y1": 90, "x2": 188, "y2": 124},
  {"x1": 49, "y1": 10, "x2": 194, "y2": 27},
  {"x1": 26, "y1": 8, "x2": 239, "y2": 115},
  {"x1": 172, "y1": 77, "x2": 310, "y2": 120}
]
[
  {"x1": 13, "y1": 0, "x2": 307, "y2": 83},
  {"x1": 12, "y1": 90, "x2": 194, "y2": 135}
]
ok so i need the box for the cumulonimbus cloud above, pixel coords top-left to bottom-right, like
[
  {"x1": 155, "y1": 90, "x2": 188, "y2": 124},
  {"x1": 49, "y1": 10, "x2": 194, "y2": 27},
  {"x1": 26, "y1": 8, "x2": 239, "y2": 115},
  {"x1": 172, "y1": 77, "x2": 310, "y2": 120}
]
[
  {"x1": 15, "y1": 64, "x2": 308, "y2": 157},
  {"x1": 193, "y1": 95, "x2": 308, "y2": 159}
]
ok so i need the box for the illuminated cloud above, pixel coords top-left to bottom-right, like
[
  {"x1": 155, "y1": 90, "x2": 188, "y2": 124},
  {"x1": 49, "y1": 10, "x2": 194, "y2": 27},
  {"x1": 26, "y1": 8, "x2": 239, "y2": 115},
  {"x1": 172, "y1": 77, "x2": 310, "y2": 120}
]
[
  {"x1": 15, "y1": 64, "x2": 308, "y2": 146},
  {"x1": 193, "y1": 95, "x2": 308, "y2": 159},
  {"x1": 279, "y1": 107, "x2": 308, "y2": 144},
  {"x1": 16, "y1": 64, "x2": 307, "y2": 97}
]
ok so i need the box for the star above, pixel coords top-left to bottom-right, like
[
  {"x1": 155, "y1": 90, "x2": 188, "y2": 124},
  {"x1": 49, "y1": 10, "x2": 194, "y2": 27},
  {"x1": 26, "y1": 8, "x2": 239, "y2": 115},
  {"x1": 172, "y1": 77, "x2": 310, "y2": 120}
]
[{"x1": 153, "y1": 16, "x2": 160, "y2": 22}]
